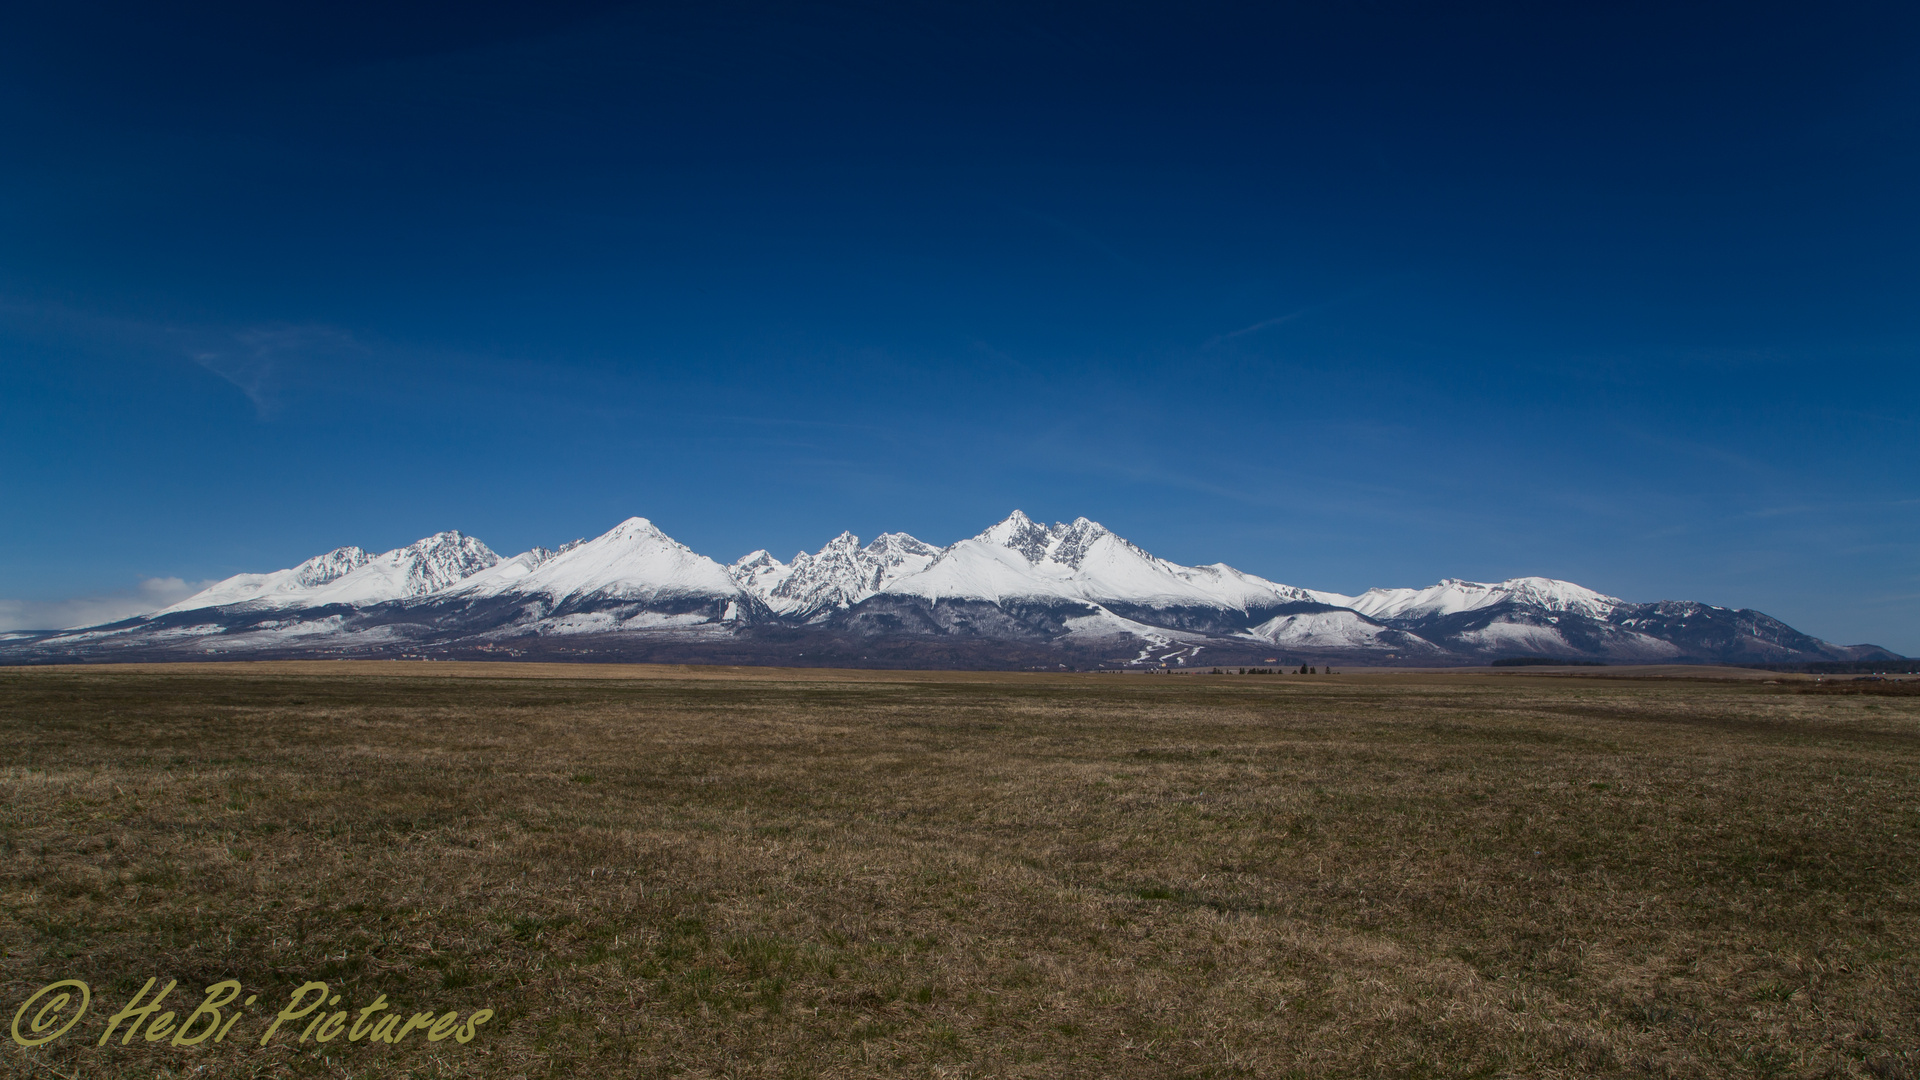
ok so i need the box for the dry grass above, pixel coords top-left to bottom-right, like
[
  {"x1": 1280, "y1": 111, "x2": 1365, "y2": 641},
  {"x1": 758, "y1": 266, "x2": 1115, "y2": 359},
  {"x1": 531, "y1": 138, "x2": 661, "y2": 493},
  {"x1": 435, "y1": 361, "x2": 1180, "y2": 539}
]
[{"x1": 2, "y1": 663, "x2": 1918, "y2": 1079}]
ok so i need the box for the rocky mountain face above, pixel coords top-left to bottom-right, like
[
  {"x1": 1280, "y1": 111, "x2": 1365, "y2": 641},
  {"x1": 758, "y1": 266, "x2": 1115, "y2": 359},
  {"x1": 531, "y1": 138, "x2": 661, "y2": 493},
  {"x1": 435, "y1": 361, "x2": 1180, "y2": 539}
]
[
  {"x1": 2, "y1": 512, "x2": 1898, "y2": 669},
  {"x1": 728, "y1": 531, "x2": 941, "y2": 619},
  {"x1": 160, "y1": 532, "x2": 498, "y2": 613}
]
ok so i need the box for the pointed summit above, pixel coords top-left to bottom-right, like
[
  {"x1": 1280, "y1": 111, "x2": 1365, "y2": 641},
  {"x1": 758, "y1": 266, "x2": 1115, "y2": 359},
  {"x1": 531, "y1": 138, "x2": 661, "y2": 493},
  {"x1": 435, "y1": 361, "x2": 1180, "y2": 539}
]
[
  {"x1": 730, "y1": 549, "x2": 786, "y2": 574},
  {"x1": 466, "y1": 517, "x2": 738, "y2": 603},
  {"x1": 372, "y1": 530, "x2": 502, "y2": 598},
  {"x1": 767, "y1": 531, "x2": 866, "y2": 614},
  {"x1": 976, "y1": 510, "x2": 1056, "y2": 563},
  {"x1": 160, "y1": 533, "x2": 497, "y2": 611},
  {"x1": 819, "y1": 531, "x2": 861, "y2": 554},
  {"x1": 276, "y1": 530, "x2": 500, "y2": 605},
  {"x1": 727, "y1": 549, "x2": 793, "y2": 597},
  {"x1": 860, "y1": 532, "x2": 940, "y2": 590},
  {"x1": 161, "y1": 544, "x2": 373, "y2": 613},
  {"x1": 728, "y1": 529, "x2": 943, "y2": 616},
  {"x1": 884, "y1": 512, "x2": 1317, "y2": 610},
  {"x1": 1045, "y1": 517, "x2": 1117, "y2": 569},
  {"x1": 603, "y1": 517, "x2": 672, "y2": 542},
  {"x1": 292, "y1": 546, "x2": 373, "y2": 588}
]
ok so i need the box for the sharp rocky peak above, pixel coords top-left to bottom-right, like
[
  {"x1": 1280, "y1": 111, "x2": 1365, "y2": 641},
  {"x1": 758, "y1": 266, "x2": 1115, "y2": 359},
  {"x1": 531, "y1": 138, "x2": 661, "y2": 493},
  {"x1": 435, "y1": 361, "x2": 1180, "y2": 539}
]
[
  {"x1": 731, "y1": 528, "x2": 945, "y2": 615},
  {"x1": 975, "y1": 510, "x2": 1055, "y2": 563},
  {"x1": 602, "y1": 516, "x2": 674, "y2": 543},
  {"x1": 731, "y1": 549, "x2": 785, "y2": 572},
  {"x1": 866, "y1": 532, "x2": 939, "y2": 557},
  {"x1": 858, "y1": 531, "x2": 939, "y2": 591},
  {"x1": 1045, "y1": 516, "x2": 1118, "y2": 569},
  {"x1": 383, "y1": 530, "x2": 501, "y2": 596},
  {"x1": 973, "y1": 511, "x2": 1124, "y2": 569},
  {"x1": 292, "y1": 547, "x2": 372, "y2": 588}
]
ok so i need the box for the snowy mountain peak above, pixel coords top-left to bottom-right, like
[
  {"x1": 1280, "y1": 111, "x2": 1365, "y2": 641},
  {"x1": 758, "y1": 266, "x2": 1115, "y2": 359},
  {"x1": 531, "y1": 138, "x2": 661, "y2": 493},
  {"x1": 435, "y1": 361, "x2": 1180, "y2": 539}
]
[
  {"x1": 766, "y1": 532, "x2": 868, "y2": 613},
  {"x1": 1341, "y1": 576, "x2": 1623, "y2": 621},
  {"x1": 977, "y1": 510, "x2": 1056, "y2": 563},
  {"x1": 731, "y1": 529, "x2": 943, "y2": 616},
  {"x1": 31, "y1": 510, "x2": 1895, "y2": 668},
  {"x1": 279, "y1": 530, "x2": 500, "y2": 606},
  {"x1": 728, "y1": 551, "x2": 794, "y2": 602},
  {"x1": 602, "y1": 516, "x2": 674, "y2": 543},
  {"x1": 968, "y1": 513, "x2": 1135, "y2": 571},
  {"x1": 158, "y1": 533, "x2": 496, "y2": 613},
  {"x1": 1044, "y1": 517, "x2": 1118, "y2": 569},
  {"x1": 865, "y1": 532, "x2": 938, "y2": 558},
  {"x1": 860, "y1": 532, "x2": 941, "y2": 591},
  {"x1": 461, "y1": 517, "x2": 738, "y2": 604},
  {"x1": 881, "y1": 513, "x2": 1319, "y2": 612},
  {"x1": 731, "y1": 549, "x2": 784, "y2": 572},
  {"x1": 381, "y1": 531, "x2": 502, "y2": 597},
  {"x1": 292, "y1": 546, "x2": 372, "y2": 587}
]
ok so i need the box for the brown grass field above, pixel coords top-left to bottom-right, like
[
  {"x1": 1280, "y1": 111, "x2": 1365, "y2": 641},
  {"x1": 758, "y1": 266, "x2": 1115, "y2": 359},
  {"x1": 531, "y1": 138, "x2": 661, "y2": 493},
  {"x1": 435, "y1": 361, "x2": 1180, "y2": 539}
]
[{"x1": 2, "y1": 662, "x2": 1918, "y2": 1079}]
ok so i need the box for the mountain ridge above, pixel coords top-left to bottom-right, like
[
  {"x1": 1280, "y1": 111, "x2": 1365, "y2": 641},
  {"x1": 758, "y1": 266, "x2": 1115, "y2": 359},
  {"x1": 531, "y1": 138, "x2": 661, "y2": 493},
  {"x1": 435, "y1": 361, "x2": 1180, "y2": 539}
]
[{"x1": 2, "y1": 512, "x2": 1899, "y2": 669}]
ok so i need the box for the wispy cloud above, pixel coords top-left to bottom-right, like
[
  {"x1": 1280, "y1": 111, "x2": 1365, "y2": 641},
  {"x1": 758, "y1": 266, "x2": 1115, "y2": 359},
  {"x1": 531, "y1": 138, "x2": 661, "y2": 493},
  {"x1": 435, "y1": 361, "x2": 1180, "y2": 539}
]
[
  {"x1": 1215, "y1": 309, "x2": 1308, "y2": 342},
  {"x1": 0, "y1": 295, "x2": 371, "y2": 419},
  {"x1": 1201, "y1": 276, "x2": 1399, "y2": 349},
  {"x1": 190, "y1": 324, "x2": 366, "y2": 417},
  {"x1": 0, "y1": 577, "x2": 216, "y2": 632}
]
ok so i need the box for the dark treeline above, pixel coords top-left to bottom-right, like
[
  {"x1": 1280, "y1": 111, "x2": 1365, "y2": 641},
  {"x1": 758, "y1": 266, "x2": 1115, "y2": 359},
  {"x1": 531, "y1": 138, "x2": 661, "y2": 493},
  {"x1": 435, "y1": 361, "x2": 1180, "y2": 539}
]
[{"x1": 1744, "y1": 660, "x2": 1918, "y2": 675}]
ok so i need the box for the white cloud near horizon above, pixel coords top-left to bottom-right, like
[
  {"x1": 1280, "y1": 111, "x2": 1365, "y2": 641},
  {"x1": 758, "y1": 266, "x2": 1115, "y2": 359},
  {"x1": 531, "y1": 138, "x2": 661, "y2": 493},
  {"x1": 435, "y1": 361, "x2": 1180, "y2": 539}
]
[{"x1": 0, "y1": 577, "x2": 216, "y2": 632}]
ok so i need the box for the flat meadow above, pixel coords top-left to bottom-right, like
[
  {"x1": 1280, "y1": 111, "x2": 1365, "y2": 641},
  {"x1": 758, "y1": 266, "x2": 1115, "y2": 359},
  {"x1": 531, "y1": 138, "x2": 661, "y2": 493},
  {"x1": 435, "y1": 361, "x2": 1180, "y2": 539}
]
[{"x1": 2, "y1": 662, "x2": 1917, "y2": 1079}]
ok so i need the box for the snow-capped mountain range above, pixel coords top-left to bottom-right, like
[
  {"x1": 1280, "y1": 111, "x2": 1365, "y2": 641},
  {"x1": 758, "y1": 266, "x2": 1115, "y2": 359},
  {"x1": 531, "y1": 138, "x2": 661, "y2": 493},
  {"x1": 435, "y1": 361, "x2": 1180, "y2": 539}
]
[{"x1": 1, "y1": 512, "x2": 1897, "y2": 668}]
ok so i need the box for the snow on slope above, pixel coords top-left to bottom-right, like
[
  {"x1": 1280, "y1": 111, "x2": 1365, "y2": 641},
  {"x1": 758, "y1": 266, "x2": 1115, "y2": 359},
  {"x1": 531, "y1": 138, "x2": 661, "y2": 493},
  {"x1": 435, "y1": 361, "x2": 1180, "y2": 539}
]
[
  {"x1": 729, "y1": 531, "x2": 941, "y2": 616},
  {"x1": 1336, "y1": 577, "x2": 1622, "y2": 621},
  {"x1": 728, "y1": 550, "x2": 794, "y2": 598},
  {"x1": 1241, "y1": 610, "x2": 1441, "y2": 652},
  {"x1": 24, "y1": 509, "x2": 1890, "y2": 665},
  {"x1": 299, "y1": 532, "x2": 499, "y2": 605},
  {"x1": 438, "y1": 540, "x2": 582, "y2": 597},
  {"x1": 161, "y1": 546, "x2": 372, "y2": 613},
  {"x1": 764, "y1": 532, "x2": 868, "y2": 614},
  {"x1": 460, "y1": 517, "x2": 739, "y2": 604},
  {"x1": 881, "y1": 511, "x2": 1316, "y2": 610},
  {"x1": 882, "y1": 538, "x2": 1074, "y2": 604},
  {"x1": 860, "y1": 533, "x2": 942, "y2": 589},
  {"x1": 161, "y1": 533, "x2": 499, "y2": 612},
  {"x1": 1454, "y1": 621, "x2": 1575, "y2": 654}
]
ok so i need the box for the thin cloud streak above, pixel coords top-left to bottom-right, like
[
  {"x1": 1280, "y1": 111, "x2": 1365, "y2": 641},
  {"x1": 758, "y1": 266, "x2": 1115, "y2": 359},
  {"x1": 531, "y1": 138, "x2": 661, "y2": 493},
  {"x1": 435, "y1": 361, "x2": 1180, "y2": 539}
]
[
  {"x1": 1202, "y1": 276, "x2": 1401, "y2": 349},
  {"x1": 0, "y1": 295, "x2": 370, "y2": 420},
  {"x1": 191, "y1": 324, "x2": 367, "y2": 418}
]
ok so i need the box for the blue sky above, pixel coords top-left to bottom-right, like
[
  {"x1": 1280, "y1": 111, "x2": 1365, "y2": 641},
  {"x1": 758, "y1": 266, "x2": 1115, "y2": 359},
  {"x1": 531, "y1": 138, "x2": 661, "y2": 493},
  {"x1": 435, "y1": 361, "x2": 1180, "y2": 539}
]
[{"x1": 2, "y1": 1, "x2": 1917, "y2": 652}]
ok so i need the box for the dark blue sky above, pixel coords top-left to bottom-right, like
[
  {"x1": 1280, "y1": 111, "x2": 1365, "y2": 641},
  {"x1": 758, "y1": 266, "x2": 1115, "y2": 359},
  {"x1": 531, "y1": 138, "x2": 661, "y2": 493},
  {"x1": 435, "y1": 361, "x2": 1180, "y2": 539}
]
[{"x1": 3, "y1": 1, "x2": 1916, "y2": 651}]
